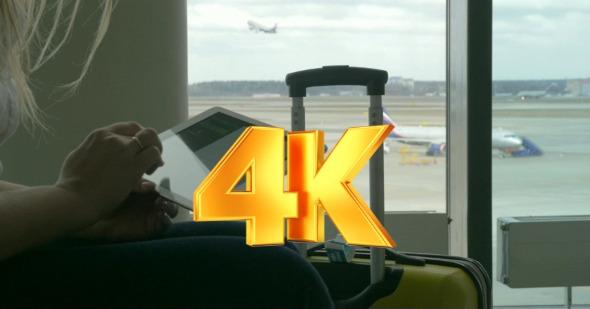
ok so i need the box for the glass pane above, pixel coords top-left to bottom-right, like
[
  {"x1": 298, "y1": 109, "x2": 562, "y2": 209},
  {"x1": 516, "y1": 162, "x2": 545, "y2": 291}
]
[
  {"x1": 492, "y1": 0, "x2": 590, "y2": 306},
  {"x1": 187, "y1": 0, "x2": 447, "y2": 214}
]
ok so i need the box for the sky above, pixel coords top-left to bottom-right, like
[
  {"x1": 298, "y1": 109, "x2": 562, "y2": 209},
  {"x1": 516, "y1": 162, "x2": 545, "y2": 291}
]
[{"x1": 187, "y1": 0, "x2": 590, "y2": 83}]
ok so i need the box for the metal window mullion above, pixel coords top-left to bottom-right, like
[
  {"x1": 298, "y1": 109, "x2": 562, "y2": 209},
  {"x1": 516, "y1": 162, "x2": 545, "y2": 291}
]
[{"x1": 447, "y1": 0, "x2": 493, "y2": 277}]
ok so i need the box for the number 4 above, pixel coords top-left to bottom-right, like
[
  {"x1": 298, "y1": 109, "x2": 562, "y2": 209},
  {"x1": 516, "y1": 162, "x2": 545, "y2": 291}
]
[{"x1": 194, "y1": 127, "x2": 297, "y2": 246}]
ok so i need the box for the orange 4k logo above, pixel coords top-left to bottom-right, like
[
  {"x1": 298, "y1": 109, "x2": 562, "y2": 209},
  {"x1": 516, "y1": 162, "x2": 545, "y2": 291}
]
[{"x1": 193, "y1": 125, "x2": 396, "y2": 248}]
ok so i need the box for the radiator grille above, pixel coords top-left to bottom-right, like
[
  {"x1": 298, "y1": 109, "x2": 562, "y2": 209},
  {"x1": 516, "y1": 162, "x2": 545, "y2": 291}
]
[{"x1": 514, "y1": 215, "x2": 590, "y2": 223}]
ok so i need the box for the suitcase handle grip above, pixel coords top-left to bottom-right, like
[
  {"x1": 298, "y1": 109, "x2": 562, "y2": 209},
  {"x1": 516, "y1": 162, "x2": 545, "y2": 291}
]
[
  {"x1": 306, "y1": 244, "x2": 426, "y2": 266},
  {"x1": 285, "y1": 65, "x2": 388, "y2": 97}
]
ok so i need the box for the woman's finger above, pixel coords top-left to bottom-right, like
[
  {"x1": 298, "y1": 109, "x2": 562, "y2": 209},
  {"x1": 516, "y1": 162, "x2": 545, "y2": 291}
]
[
  {"x1": 133, "y1": 127, "x2": 163, "y2": 156},
  {"x1": 104, "y1": 121, "x2": 144, "y2": 136},
  {"x1": 135, "y1": 146, "x2": 164, "y2": 176},
  {"x1": 163, "y1": 199, "x2": 179, "y2": 219},
  {"x1": 133, "y1": 179, "x2": 155, "y2": 193}
]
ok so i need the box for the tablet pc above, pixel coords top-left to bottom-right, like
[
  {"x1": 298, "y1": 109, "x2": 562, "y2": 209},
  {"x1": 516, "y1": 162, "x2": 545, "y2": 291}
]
[{"x1": 144, "y1": 107, "x2": 284, "y2": 210}]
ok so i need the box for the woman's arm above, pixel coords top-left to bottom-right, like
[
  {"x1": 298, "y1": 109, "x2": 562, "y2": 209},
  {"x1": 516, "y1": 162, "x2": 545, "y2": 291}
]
[
  {"x1": 0, "y1": 180, "x2": 27, "y2": 191},
  {"x1": 0, "y1": 185, "x2": 96, "y2": 262},
  {"x1": 0, "y1": 122, "x2": 164, "y2": 262}
]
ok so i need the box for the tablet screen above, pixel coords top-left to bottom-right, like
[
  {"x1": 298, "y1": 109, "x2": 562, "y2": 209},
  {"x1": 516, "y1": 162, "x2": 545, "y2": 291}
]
[
  {"x1": 145, "y1": 108, "x2": 271, "y2": 210},
  {"x1": 177, "y1": 112, "x2": 251, "y2": 171}
]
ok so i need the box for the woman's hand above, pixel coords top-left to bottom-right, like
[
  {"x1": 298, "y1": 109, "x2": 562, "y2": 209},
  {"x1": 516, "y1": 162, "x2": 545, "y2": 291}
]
[
  {"x1": 55, "y1": 122, "x2": 164, "y2": 224},
  {"x1": 0, "y1": 123, "x2": 169, "y2": 261},
  {"x1": 74, "y1": 179, "x2": 179, "y2": 241}
]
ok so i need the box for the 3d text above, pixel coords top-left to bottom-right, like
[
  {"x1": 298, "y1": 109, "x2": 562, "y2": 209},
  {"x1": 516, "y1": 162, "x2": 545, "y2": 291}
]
[{"x1": 193, "y1": 125, "x2": 396, "y2": 248}]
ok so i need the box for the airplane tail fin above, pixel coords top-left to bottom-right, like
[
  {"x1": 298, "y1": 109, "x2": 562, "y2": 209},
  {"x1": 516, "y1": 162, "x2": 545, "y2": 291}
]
[{"x1": 383, "y1": 107, "x2": 396, "y2": 127}]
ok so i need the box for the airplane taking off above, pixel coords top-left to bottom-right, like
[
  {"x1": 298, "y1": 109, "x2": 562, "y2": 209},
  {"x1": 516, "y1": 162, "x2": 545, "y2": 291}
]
[
  {"x1": 382, "y1": 108, "x2": 526, "y2": 156},
  {"x1": 247, "y1": 20, "x2": 277, "y2": 33}
]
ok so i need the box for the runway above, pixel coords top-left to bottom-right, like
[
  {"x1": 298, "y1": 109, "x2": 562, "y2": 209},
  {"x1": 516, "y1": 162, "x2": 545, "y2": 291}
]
[
  {"x1": 189, "y1": 96, "x2": 447, "y2": 211},
  {"x1": 188, "y1": 95, "x2": 590, "y2": 306}
]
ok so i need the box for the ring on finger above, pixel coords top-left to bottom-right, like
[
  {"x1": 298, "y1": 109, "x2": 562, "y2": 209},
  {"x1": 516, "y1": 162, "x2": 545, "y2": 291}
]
[{"x1": 132, "y1": 136, "x2": 145, "y2": 151}]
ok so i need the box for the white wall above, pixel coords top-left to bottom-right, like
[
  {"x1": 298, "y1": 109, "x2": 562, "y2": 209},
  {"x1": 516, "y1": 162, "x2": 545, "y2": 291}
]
[{"x1": 1, "y1": 0, "x2": 188, "y2": 186}]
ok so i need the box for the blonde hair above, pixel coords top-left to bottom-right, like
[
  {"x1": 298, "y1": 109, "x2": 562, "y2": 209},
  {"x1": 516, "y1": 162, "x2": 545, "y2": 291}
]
[{"x1": 0, "y1": 0, "x2": 114, "y2": 131}]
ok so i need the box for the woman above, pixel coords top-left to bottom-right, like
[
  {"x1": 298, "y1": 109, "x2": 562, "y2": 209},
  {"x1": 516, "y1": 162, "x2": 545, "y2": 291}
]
[{"x1": 0, "y1": 1, "x2": 333, "y2": 308}]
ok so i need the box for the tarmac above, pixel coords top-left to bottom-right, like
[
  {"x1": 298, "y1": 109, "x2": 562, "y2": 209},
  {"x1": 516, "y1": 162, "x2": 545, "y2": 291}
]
[{"x1": 188, "y1": 95, "x2": 590, "y2": 307}]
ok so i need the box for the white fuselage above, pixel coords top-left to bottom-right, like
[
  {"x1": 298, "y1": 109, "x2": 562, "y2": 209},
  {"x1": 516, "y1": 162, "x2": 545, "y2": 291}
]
[
  {"x1": 389, "y1": 125, "x2": 523, "y2": 150},
  {"x1": 491, "y1": 128, "x2": 523, "y2": 149},
  {"x1": 247, "y1": 20, "x2": 277, "y2": 33}
]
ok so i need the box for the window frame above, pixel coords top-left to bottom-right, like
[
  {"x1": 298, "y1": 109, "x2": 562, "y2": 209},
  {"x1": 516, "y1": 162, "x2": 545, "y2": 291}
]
[{"x1": 447, "y1": 0, "x2": 493, "y2": 276}]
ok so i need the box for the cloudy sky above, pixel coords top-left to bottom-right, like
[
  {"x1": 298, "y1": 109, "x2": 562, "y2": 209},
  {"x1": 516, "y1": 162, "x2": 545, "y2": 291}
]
[{"x1": 187, "y1": 0, "x2": 590, "y2": 83}]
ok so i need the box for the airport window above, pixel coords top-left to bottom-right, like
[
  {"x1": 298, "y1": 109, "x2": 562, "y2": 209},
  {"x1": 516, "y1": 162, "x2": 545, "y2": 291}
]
[
  {"x1": 186, "y1": 0, "x2": 447, "y2": 220},
  {"x1": 184, "y1": 1, "x2": 590, "y2": 306},
  {"x1": 491, "y1": 0, "x2": 590, "y2": 306}
]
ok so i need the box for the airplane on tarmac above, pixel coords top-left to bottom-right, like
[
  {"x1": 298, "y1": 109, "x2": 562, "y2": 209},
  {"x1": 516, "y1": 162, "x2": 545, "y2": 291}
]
[
  {"x1": 382, "y1": 108, "x2": 527, "y2": 156},
  {"x1": 247, "y1": 20, "x2": 277, "y2": 33}
]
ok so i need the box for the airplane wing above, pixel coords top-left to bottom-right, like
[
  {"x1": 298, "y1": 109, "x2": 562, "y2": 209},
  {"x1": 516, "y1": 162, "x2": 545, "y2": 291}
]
[
  {"x1": 388, "y1": 137, "x2": 433, "y2": 145},
  {"x1": 388, "y1": 134, "x2": 445, "y2": 146}
]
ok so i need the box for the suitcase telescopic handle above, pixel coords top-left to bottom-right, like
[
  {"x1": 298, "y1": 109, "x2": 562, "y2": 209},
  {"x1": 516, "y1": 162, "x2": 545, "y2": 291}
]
[
  {"x1": 286, "y1": 65, "x2": 389, "y2": 285},
  {"x1": 285, "y1": 65, "x2": 388, "y2": 97}
]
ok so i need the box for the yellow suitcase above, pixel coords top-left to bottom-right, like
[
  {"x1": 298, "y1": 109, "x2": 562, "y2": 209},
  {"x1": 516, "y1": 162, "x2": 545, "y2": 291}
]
[
  {"x1": 308, "y1": 246, "x2": 491, "y2": 309},
  {"x1": 286, "y1": 66, "x2": 491, "y2": 308}
]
